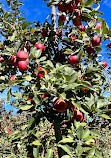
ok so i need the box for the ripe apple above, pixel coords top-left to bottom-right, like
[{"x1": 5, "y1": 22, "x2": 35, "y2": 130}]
[
  {"x1": 41, "y1": 94, "x2": 48, "y2": 99},
  {"x1": 96, "y1": 23, "x2": 102, "y2": 29},
  {"x1": 67, "y1": 101, "x2": 76, "y2": 111},
  {"x1": 73, "y1": 17, "x2": 82, "y2": 26},
  {"x1": 56, "y1": 30, "x2": 63, "y2": 37},
  {"x1": 35, "y1": 43, "x2": 45, "y2": 52},
  {"x1": 16, "y1": 51, "x2": 28, "y2": 61},
  {"x1": 69, "y1": 55, "x2": 78, "y2": 65},
  {"x1": 70, "y1": 35, "x2": 77, "y2": 40},
  {"x1": 18, "y1": 61, "x2": 28, "y2": 71},
  {"x1": 58, "y1": 2, "x2": 67, "y2": 12},
  {"x1": 91, "y1": 35, "x2": 101, "y2": 46},
  {"x1": 53, "y1": 98, "x2": 67, "y2": 112},
  {"x1": 83, "y1": 88, "x2": 89, "y2": 92},
  {"x1": 102, "y1": 61, "x2": 108, "y2": 67},
  {"x1": 87, "y1": 46, "x2": 95, "y2": 54},
  {"x1": 72, "y1": 110, "x2": 83, "y2": 122},
  {"x1": 41, "y1": 94, "x2": 47, "y2": 98},
  {"x1": 59, "y1": 15, "x2": 66, "y2": 21},
  {"x1": 107, "y1": 42, "x2": 111, "y2": 47},
  {"x1": 10, "y1": 75, "x2": 16, "y2": 81},
  {"x1": 78, "y1": 25, "x2": 85, "y2": 31},
  {"x1": 66, "y1": 1, "x2": 76, "y2": 12},
  {"x1": 0, "y1": 56, "x2": 4, "y2": 62},
  {"x1": 37, "y1": 71, "x2": 45, "y2": 79},
  {"x1": 11, "y1": 56, "x2": 18, "y2": 66}
]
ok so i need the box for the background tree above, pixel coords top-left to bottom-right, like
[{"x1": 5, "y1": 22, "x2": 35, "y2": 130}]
[{"x1": 0, "y1": 0, "x2": 111, "y2": 157}]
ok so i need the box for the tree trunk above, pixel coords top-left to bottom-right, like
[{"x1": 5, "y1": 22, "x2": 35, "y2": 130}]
[{"x1": 53, "y1": 121, "x2": 66, "y2": 158}]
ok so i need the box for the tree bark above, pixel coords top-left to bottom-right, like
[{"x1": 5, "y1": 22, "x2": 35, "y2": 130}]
[{"x1": 53, "y1": 121, "x2": 66, "y2": 158}]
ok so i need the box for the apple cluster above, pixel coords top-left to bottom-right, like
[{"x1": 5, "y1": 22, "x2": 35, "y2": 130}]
[{"x1": 53, "y1": 98, "x2": 83, "y2": 122}]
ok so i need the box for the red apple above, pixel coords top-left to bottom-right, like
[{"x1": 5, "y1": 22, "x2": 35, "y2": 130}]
[
  {"x1": 56, "y1": 30, "x2": 63, "y2": 37},
  {"x1": 58, "y1": 3, "x2": 67, "y2": 12},
  {"x1": 73, "y1": 17, "x2": 82, "y2": 26},
  {"x1": 107, "y1": 42, "x2": 111, "y2": 47},
  {"x1": 59, "y1": 15, "x2": 66, "y2": 21},
  {"x1": 91, "y1": 35, "x2": 101, "y2": 46},
  {"x1": 69, "y1": 55, "x2": 78, "y2": 65},
  {"x1": 96, "y1": 23, "x2": 102, "y2": 29},
  {"x1": 37, "y1": 71, "x2": 45, "y2": 79},
  {"x1": 41, "y1": 94, "x2": 48, "y2": 101},
  {"x1": 102, "y1": 61, "x2": 108, "y2": 67},
  {"x1": 0, "y1": 56, "x2": 4, "y2": 62},
  {"x1": 70, "y1": 35, "x2": 77, "y2": 40},
  {"x1": 38, "y1": 65, "x2": 43, "y2": 71},
  {"x1": 11, "y1": 56, "x2": 18, "y2": 66},
  {"x1": 87, "y1": 46, "x2": 95, "y2": 54},
  {"x1": 66, "y1": 1, "x2": 76, "y2": 12},
  {"x1": 83, "y1": 88, "x2": 89, "y2": 92},
  {"x1": 35, "y1": 43, "x2": 45, "y2": 52},
  {"x1": 18, "y1": 61, "x2": 28, "y2": 71},
  {"x1": 10, "y1": 75, "x2": 16, "y2": 81},
  {"x1": 53, "y1": 98, "x2": 67, "y2": 112},
  {"x1": 78, "y1": 25, "x2": 85, "y2": 31},
  {"x1": 67, "y1": 101, "x2": 76, "y2": 111},
  {"x1": 16, "y1": 51, "x2": 28, "y2": 61},
  {"x1": 72, "y1": 110, "x2": 83, "y2": 122}
]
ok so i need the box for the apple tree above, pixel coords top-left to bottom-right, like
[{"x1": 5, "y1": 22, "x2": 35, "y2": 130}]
[{"x1": 0, "y1": 0, "x2": 111, "y2": 157}]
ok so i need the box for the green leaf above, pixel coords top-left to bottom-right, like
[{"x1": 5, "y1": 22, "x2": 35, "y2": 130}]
[
  {"x1": 77, "y1": 126, "x2": 83, "y2": 139},
  {"x1": 26, "y1": 75, "x2": 32, "y2": 81},
  {"x1": 95, "y1": 149, "x2": 102, "y2": 158},
  {"x1": 86, "y1": 148, "x2": 95, "y2": 158},
  {"x1": 61, "y1": 156, "x2": 71, "y2": 158},
  {"x1": 45, "y1": 149, "x2": 53, "y2": 158},
  {"x1": 81, "y1": 81, "x2": 94, "y2": 90},
  {"x1": 82, "y1": 129, "x2": 90, "y2": 140},
  {"x1": 75, "y1": 39, "x2": 84, "y2": 43},
  {"x1": 8, "y1": 31, "x2": 16, "y2": 41},
  {"x1": 98, "y1": 114, "x2": 111, "y2": 119},
  {"x1": 7, "y1": 88, "x2": 12, "y2": 101},
  {"x1": 85, "y1": 138, "x2": 95, "y2": 145},
  {"x1": 102, "y1": 20, "x2": 108, "y2": 35},
  {"x1": 80, "y1": 147, "x2": 92, "y2": 155},
  {"x1": 90, "y1": 129, "x2": 101, "y2": 137},
  {"x1": 33, "y1": 147, "x2": 39, "y2": 158},
  {"x1": 85, "y1": 0, "x2": 93, "y2": 6},
  {"x1": 40, "y1": 56, "x2": 46, "y2": 61},
  {"x1": 59, "y1": 138, "x2": 74, "y2": 144},
  {"x1": 46, "y1": 60, "x2": 54, "y2": 68},
  {"x1": 12, "y1": 92, "x2": 22, "y2": 98},
  {"x1": 31, "y1": 140, "x2": 42, "y2": 146},
  {"x1": 22, "y1": 21, "x2": 33, "y2": 29},
  {"x1": 20, "y1": 105, "x2": 33, "y2": 110},
  {"x1": 57, "y1": 144, "x2": 73, "y2": 156}
]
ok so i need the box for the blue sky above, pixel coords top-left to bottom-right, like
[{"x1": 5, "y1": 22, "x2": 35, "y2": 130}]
[{"x1": 0, "y1": 0, "x2": 111, "y2": 113}]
